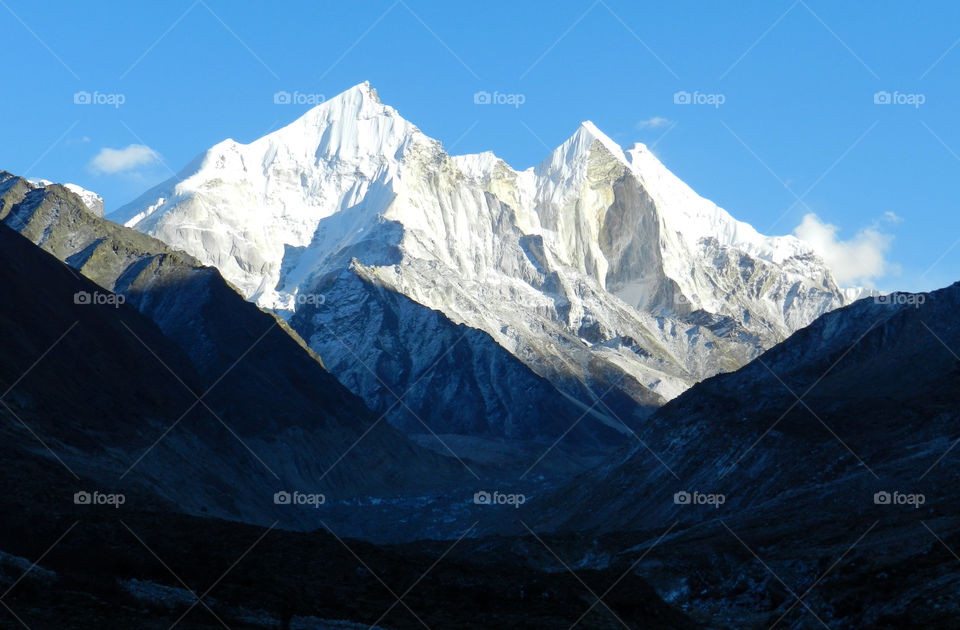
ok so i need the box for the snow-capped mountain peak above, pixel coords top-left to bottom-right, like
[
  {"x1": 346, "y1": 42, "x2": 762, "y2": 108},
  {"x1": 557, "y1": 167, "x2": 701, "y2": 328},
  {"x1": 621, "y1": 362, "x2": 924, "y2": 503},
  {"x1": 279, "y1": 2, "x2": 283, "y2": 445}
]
[
  {"x1": 623, "y1": 140, "x2": 807, "y2": 264},
  {"x1": 110, "y1": 82, "x2": 854, "y2": 437},
  {"x1": 577, "y1": 120, "x2": 631, "y2": 162},
  {"x1": 275, "y1": 80, "x2": 418, "y2": 163},
  {"x1": 110, "y1": 81, "x2": 430, "y2": 307}
]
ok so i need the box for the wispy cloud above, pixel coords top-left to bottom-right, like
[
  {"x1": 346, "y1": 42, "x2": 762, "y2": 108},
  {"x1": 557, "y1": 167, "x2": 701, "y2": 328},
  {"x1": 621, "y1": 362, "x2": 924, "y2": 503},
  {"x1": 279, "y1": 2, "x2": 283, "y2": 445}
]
[
  {"x1": 635, "y1": 116, "x2": 673, "y2": 130},
  {"x1": 793, "y1": 213, "x2": 899, "y2": 287},
  {"x1": 89, "y1": 144, "x2": 160, "y2": 174}
]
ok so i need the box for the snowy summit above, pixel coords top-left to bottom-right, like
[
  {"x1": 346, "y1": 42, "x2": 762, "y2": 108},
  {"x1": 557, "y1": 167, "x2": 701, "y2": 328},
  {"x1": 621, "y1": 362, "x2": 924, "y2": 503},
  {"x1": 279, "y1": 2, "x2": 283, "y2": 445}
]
[{"x1": 111, "y1": 82, "x2": 853, "y2": 427}]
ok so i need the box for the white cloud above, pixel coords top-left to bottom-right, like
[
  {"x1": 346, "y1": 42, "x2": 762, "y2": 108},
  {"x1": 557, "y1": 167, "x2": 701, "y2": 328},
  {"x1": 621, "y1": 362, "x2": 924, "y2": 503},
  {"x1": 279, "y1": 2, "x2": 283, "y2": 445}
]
[
  {"x1": 635, "y1": 116, "x2": 672, "y2": 130},
  {"x1": 793, "y1": 213, "x2": 897, "y2": 287},
  {"x1": 89, "y1": 144, "x2": 160, "y2": 174}
]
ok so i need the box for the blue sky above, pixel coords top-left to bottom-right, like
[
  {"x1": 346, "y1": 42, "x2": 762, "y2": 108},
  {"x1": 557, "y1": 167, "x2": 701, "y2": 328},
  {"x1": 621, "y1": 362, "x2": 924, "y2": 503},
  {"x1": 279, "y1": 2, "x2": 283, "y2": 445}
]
[{"x1": 3, "y1": 1, "x2": 959, "y2": 292}]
